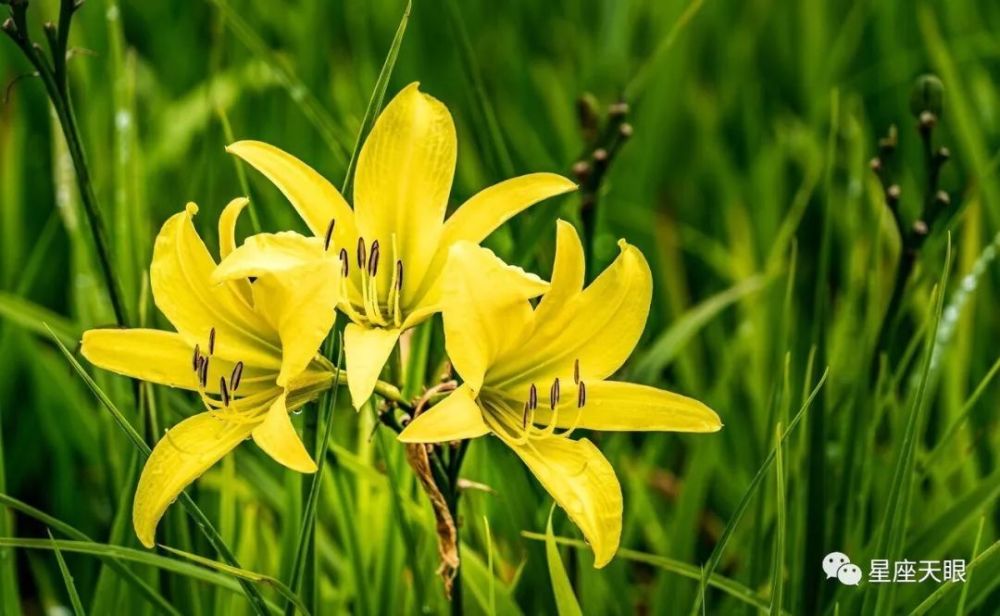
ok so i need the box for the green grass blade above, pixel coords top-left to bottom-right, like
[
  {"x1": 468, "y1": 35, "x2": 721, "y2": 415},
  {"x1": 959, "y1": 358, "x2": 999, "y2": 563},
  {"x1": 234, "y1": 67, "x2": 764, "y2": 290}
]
[
  {"x1": 907, "y1": 539, "x2": 999, "y2": 616},
  {"x1": 691, "y1": 367, "x2": 829, "y2": 615},
  {"x1": 484, "y1": 516, "x2": 495, "y2": 616},
  {"x1": 770, "y1": 423, "x2": 786, "y2": 615},
  {"x1": 48, "y1": 530, "x2": 86, "y2": 616},
  {"x1": 341, "y1": 0, "x2": 412, "y2": 198},
  {"x1": 544, "y1": 507, "x2": 583, "y2": 616},
  {"x1": 0, "y1": 294, "x2": 80, "y2": 347}
]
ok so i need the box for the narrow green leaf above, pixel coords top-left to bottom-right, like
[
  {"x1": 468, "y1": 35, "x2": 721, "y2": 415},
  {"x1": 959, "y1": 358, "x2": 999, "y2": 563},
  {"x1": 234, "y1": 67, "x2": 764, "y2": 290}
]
[
  {"x1": 0, "y1": 294, "x2": 80, "y2": 346},
  {"x1": 544, "y1": 507, "x2": 583, "y2": 616},
  {"x1": 48, "y1": 530, "x2": 86, "y2": 616},
  {"x1": 342, "y1": 0, "x2": 412, "y2": 198},
  {"x1": 770, "y1": 423, "x2": 786, "y2": 615}
]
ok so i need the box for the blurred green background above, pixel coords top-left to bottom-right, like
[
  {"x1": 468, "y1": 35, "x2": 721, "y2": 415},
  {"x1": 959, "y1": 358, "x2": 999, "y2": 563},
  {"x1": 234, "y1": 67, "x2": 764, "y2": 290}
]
[{"x1": 1, "y1": 0, "x2": 999, "y2": 614}]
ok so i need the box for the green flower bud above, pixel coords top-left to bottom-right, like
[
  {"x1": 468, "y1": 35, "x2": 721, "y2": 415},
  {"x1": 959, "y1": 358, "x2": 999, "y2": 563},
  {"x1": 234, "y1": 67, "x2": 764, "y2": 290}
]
[{"x1": 910, "y1": 74, "x2": 944, "y2": 118}]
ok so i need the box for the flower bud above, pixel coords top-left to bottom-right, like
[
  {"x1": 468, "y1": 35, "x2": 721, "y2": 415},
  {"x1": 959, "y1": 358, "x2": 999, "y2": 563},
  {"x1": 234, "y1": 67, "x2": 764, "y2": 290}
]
[{"x1": 910, "y1": 74, "x2": 944, "y2": 118}]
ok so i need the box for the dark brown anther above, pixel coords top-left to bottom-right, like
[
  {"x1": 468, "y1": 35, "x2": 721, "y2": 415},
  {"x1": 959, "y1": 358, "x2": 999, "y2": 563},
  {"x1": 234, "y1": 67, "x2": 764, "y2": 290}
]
[
  {"x1": 200, "y1": 356, "x2": 210, "y2": 388},
  {"x1": 339, "y1": 248, "x2": 349, "y2": 277},
  {"x1": 550, "y1": 378, "x2": 560, "y2": 409},
  {"x1": 528, "y1": 383, "x2": 538, "y2": 411},
  {"x1": 395, "y1": 260, "x2": 404, "y2": 291},
  {"x1": 573, "y1": 359, "x2": 580, "y2": 385},
  {"x1": 220, "y1": 377, "x2": 230, "y2": 407},
  {"x1": 357, "y1": 238, "x2": 367, "y2": 269},
  {"x1": 230, "y1": 361, "x2": 244, "y2": 391},
  {"x1": 578, "y1": 381, "x2": 587, "y2": 408},
  {"x1": 192, "y1": 344, "x2": 201, "y2": 371},
  {"x1": 368, "y1": 240, "x2": 380, "y2": 277},
  {"x1": 208, "y1": 327, "x2": 216, "y2": 355},
  {"x1": 522, "y1": 401, "x2": 530, "y2": 430},
  {"x1": 323, "y1": 218, "x2": 336, "y2": 251}
]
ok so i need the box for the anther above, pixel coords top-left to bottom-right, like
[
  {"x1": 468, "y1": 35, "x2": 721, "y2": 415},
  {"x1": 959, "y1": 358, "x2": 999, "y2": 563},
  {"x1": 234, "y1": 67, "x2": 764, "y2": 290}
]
[
  {"x1": 368, "y1": 240, "x2": 380, "y2": 277},
  {"x1": 323, "y1": 218, "x2": 336, "y2": 251},
  {"x1": 573, "y1": 359, "x2": 580, "y2": 385},
  {"x1": 522, "y1": 401, "x2": 530, "y2": 430},
  {"x1": 339, "y1": 248, "x2": 349, "y2": 277},
  {"x1": 357, "y1": 238, "x2": 367, "y2": 269},
  {"x1": 550, "y1": 378, "x2": 560, "y2": 409},
  {"x1": 208, "y1": 327, "x2": 216, "y2": 355},
  {"x1": 230, "y1": 361, "x2": 244, "y2": 391},
  {"x1": 192, "y1": 344, "x2": 201, "y2": 371},
  {"x1": 200, "y1": 356, "x2": 210, "y2": 388},
  {"x1": 528, "y1": 383, "x2": 538, "y2": 411},
  {"x1": 395, "y1": 260, "x2": 403, "y2": 291},
  {"x1": 220, "y1": 377, "x2": 230, "y2": 407},
  {"x1": 577, "y1": 381, "x2": 587, "y2": 408}
]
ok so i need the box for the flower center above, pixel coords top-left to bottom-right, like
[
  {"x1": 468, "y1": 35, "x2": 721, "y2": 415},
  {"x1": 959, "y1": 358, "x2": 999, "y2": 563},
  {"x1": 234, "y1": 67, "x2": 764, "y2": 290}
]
[
  {"x1": 339, "y1": 234, "x2": 405, "y2": 329},
  {"x1": 190, "y1": 327, "x2": 268, "y2": 424}
]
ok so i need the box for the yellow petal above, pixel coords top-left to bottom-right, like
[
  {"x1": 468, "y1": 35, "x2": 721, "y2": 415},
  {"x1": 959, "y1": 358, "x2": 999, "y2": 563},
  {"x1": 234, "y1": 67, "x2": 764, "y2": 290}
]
[
  {"x1": 226, "y1": 140, "x2": 357, "y2": 250},
  {"x1": 250, "y1": 260, "x2": 340, "y2": 387},
  {"x1": 410, "y1": 175, "x2": 577, "y2": 307},
  {"x1": 354, "y1": 83, "x2": 456, "y2": 307},
  {"x1": 500, "y1": 434, "x2": 622, "y2": 568},
  {"x1": 134, "y1": 412, "x2": 255, "y2": 548},
  {"x1": 531, "y1": 380, "x2": 722, "y2": 432},
  {"x1": 491, "y1": 239, "x2": 652, "y2": 391},
  {"x1": 533, "y1": 220, "x2": 585, "y2": 326},
  {"x1": 398, "y1": 384, "x2": 489, "y2": 442},
  {"x1": 442, "y1": 242, "x2": 549, "y2": 391},
  {"x1": 252, "y1": 393, "x2": 317, "y2": 473},
  {"x1": 218, "y1": 197, "x2": 253, "y2": 304},
  {"x1": 81, "y1": 329, "x2": 272, "y2": 395},
  {"x1": 151, "y1": 203, "x2": 280, "y2": 369},
  {"x1": 343, "y1": 323, "x2": 401, "y2": 408},
  {"x1": 213, "y1": 232, "x2": 325, "y2": 282}
]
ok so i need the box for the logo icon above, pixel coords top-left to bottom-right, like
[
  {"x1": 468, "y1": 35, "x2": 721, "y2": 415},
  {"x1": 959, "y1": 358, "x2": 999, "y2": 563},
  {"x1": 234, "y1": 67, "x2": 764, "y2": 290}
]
[{"x1": 823, "y1": 552, "x2": 862, "y2": 586}]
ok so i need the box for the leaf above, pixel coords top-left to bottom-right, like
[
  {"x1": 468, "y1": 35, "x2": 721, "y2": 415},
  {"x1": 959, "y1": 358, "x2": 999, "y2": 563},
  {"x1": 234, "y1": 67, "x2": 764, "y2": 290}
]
[
  {"x1": 545, "y1": 507, "x2": 583, "y2": 616},
  {"x1": 0, "y1": 294, "x2": 80, "y2": 347},
  {"x1": 48, "y1": 530, "x2": 86, "y2": 616}
]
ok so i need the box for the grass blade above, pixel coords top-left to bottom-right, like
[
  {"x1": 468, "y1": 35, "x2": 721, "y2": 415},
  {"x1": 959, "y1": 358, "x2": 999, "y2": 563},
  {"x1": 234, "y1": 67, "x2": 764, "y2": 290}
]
[
  {"x1": 770, "y1": 423, "x2": 786, "y2": 615},
  {"x1": 544, "y1": 507, "x2": 583, "y2": 616},
  {"x1": 48, "y1": 530, "x2": 85, "y2": 616}
]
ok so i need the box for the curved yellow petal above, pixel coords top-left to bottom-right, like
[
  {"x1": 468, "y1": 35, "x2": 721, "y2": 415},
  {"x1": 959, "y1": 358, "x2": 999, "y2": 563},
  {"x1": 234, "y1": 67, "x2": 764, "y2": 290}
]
[
  {"x1": 442, "y1": 173, "x2": 577, "y2": 246},
  {"x1": 226, "y1": 140, "x2": 357, "y2": 249},
  {"x1": 410, "y1": 175, "x2": 576, "y2": 307},
  {"x1": 490, "y1": 240, "x2": 651, "y2": 391},
  {"x1": 442, "y1": 242, "x2": 549, "y2": 391},
  {"x1": 500, "y1": 434, "x2": 622, "y2": 568},
  {"x1": 151, "y1": 203, "x2": 280, "y2": 369},
  {"x1": 134, "y1": 412, "x2": 255, "y2": 548},
  {"x1": 213, "y1": 232, "x2": 325, "y2": 282},
  {"x1": 252, "y1": 393, "x2": 318, "y2": 473},
  {"x1": 532, "y1": 220, "x2": 585, "y2": 326},
  {"x1": 531, "y1": 380, "x2": 722, "y2": 433},
  {"x1": 344, "y1": 323, "x2": 401, "y2": 408},
  {"x1": 218, "y1": 197, "x2": 253, "y2": 304},
  {"x1": 354, "y1": 83, "x2": 456, "y2": 307},
  {"x1": 81, "y1": 329, "x2": 272, "y2": 395},
  {"x1": 250, "y1": 260, "x2": 340, "y2": 387},
  {"x1": 398, "y1": 384, "x2": 489, "y2": 443}
]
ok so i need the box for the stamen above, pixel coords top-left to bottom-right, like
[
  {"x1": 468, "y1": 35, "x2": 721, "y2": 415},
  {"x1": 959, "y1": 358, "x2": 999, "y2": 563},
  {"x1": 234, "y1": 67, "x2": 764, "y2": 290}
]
[
  {"x1": 339, "y1": 248, "x2": 349, "y2": 277},
  {"x1": 200, "y1": 356, "x2": 210, "y2": 388},
  {"x1": 395, "y1": 260, "x2": 404, "y2": 291},
  {"x1": 368, "y1": 240, "x2": 380, "y2": 277},
  {"x1": 528, "y1": 383, "x2": 538, "y2": 411},
  {"x1": 357, "y1": 238, "x2": 367, "y2": 269},
  {"x1": 550, "y1": 377, "x2": 560, "y2": 409},
  {"x1": 577, "y1": 380, "x2": 587, "y2": 408},
  {"x1": 192, "y1": 344, "x2": 200, "y2": 371},
  {"x1": 208, "y1": 327, "x2": 216, "y2": 355},
  {"x1": 574, "y1": 359, "x2": 580, "y2": 384},
  {"x1": 230, "y1": 361, "x2": 244, "y2": 391},
  {"x1": 522, "y1": 401, "x2": 530, "y2": 430},
  {"x1": 220, "y1": 377, "x2": 230, "y2": 407},
  {"x1": 323, "y1": 218, "x2": 336, "y2": 251}
]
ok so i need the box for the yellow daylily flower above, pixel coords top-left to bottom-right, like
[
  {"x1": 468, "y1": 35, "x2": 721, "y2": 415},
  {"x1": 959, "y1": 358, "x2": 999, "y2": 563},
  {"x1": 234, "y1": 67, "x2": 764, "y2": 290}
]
[
  {"x1": 216, "y1": 82, "x2": 577, "y2": 408},
  {"x1": 81, "y1": 200, "x2": 340, "y2": 548},
  {"x1": 398, "y1": 221, "x2": 722, "y2": 567}
]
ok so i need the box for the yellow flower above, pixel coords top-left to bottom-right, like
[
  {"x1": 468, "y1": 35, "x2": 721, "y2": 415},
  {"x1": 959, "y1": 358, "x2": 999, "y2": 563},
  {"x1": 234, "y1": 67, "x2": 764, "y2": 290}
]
[
  {"x1": 81, "y1": 200, "x2": 339, "y2": 548},
  {"x1": 216, "y1": 83, "x2": 576, "y2": 408},
  {"x1": 398, "y1": 221, "x2": 722, "y2": 567}
]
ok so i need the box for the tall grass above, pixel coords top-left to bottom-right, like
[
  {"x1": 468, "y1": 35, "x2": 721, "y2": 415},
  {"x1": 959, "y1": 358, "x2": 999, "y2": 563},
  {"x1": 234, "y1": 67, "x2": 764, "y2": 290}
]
[{"x1": 1, "y1": 0, "x2": 999, "y2": 613}]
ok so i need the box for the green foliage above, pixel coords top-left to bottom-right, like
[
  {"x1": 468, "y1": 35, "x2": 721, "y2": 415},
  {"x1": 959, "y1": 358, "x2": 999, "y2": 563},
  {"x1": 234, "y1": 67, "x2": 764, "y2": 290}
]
[{"x1": 1, "y1": 0, "x2": 999, "y2": 614}]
